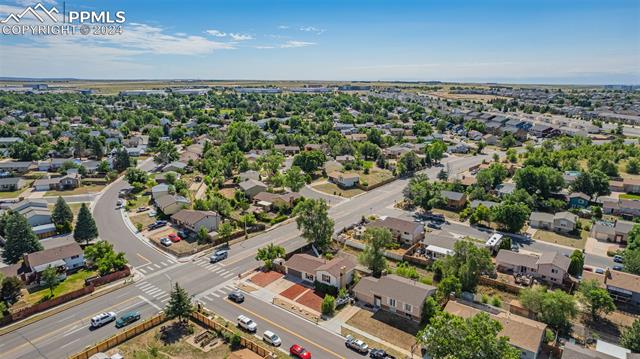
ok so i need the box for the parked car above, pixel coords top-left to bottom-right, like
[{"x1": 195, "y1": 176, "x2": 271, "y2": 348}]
[
  {"x1": 510, "y1": 244, "x2": 520, "y2": 252},
  {"x1": 613, "y1": 255, "x2": 624, "y2": 263},
  {"x1": 90, "y1": 312, "x2": 116, "y2": 328},
  {"x1": 613, "y1": 265, "x2": 624, "y2": 271},
  {"x1": 116, "y1": 199, "x2": 124, "y2": 209},
  {"x1": 370, "y1": 349, "x2": 396, "y2": 359},
  {"x1": 148, "y1": 220, "x2": 167, "y2": 230},
  {"x1": 210, "y1": 249, "x2": 228, "y2": 263},
  {"x1": 177, "y1": 229, "x2": 189, "y2": 239},
  {"x1": 290, "y1": 344, "x2": 311, "y2": 359},
  {"x1": 345, "y1": 335, "x2": 369, "y2": 354},
  {"x1": 427, "y1": 222, "x2": 442, "y2": 230},
  {"x1": 136, "y1": 206, "x2": 149, "y2": 213},
  {"x1": 262, "y1": 330, "x2": 282, "y2": 346},
  {"x1": 227, "y1": 290, "x2": 244, "y2": 303},
  {"x1": 335, "y1": 295, "x2": 351, "y2": 308},
  {"x1": 168, "y1": 233, "x2": 181, "y2": 242},
  {"x1": 595, "y1": 268, "x2": 605, "y2": 274},
  {"x1": 237, "y1": 315, "x2": 257, "y2": 332},
  {"x1": 160, "y1": 237, "x2": 172, "y2": 247},
  {"x1": 115, "y1": 311, "x2": 141, "y2": 328}
]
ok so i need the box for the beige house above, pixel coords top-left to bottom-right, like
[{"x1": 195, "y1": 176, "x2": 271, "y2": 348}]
[
  {"x1": 367, "y1": 216, "x2": 424, "y2": 245},
  {"x1": 239, "y1": 179, "x2": 268, "y2": 198},
  {"x1": 496, "y1": 249, "x2": 570, "y2": 286},
  {"x1": 590, "y1": 220, "x2": 635, "y2": 243},
  {"x1": 529, "y1": 211, "x2": 577, "y2": 233},
  {"x1": 353, "y1": 274, "x2": 436, "y2": 321},
  {"x1": 284, "y1": 253, "x2": 357, "y2": 289},
  {"x1": 171, "y1": 209, "x2": 220, "y2": 233},
  {"x1": 328, "y1": 171, "x2": 360, "y2": 188},
  {"x1": 156, "y1": 194, "x2": 191, "y2": 215}
]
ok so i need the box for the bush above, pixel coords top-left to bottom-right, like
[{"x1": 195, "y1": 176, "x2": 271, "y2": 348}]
[
  {"x1": 395, "y1": 262, "x2": 420, "y2": 280},
  {"x1": 321, "y1": 294, "x2": 336, "y2": 316},
  {"x1": 481, "y1": 294, "x2": 489, "y2": 304},
  {"x1": 314, "y1": 280, "x2": 338, "y2": 296},
  {"x1": 270, "y1": 215, "x2": 288, "y2": 225},
  {"x1": 491, "y1": 295, "x2": 502, "y2": 308},
  {"x1": 230, "y1": 333, "x2": 242, "y2": 349}
]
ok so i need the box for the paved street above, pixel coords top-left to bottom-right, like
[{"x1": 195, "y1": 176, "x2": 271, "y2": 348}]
[{"x1": 0, "y1": 152, "x2": 613, "y2": 359}]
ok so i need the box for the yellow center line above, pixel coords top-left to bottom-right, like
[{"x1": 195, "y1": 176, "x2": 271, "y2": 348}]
[
  {"x1": 136, "y1": 252, "x2": 152, "y2": 266},
  {"x1": 224, "y1": 299, "x2": 345, "y2": 359},
  {"x1": 3, "y1": 296, "x2": 140, "y2": 357}
]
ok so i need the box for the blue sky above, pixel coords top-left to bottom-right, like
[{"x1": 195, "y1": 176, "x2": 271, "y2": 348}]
[{"x1": 0, "y1": 0, "x2": 639, "y2": 84}]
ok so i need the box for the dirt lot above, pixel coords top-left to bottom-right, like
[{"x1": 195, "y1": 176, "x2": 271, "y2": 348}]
[{"x1": 346, "y1": 309, "x2": 420, "y2": 351}]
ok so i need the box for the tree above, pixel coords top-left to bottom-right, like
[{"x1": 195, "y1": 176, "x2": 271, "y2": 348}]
[
  {"x1": 1, "y1": 275, "x2": 23, "y2": 302},
  {"x1": 437, "y1": 240, "x2": 494, "y2": 293},
  {"x1": 255, "y1": 243, "x2": 285, "y2": 270},
  {"x1": 436, "y1": 168, "x2": 448, "y2": 181},
  {"x1": 2, "y1": 212, "x2": 43, "y2": 264},
  {"x1": 624, "y1": 249, "x2": 640, "y2": 275},
  {"x1": 417, "y1": 312, "x2": 520, "y2": 359},
  {"x1": 113, "y1": 147, "x2": 132, "y2": 172},
  {"x1": 514, "y1": 166, "x2": 564, "y2": 198},
  {"x1": 491, "y1": 202, "x2": 530, "y2": 233},
  {"x1": 321, "y1": 294, "x2": 336, "y2": 316},
  {"x1": 403, "y1": 175, "x2": 445, "y2": 211},
  {"x1": 359, "y1": 141, "x2": 381, "y2": 160},
  {"x1": 52, "y1": 196, "x2": 73, "y2": 233},
  {"x1": 358, "y1": 228, "x2": 392, "y2": 277},
  {"x1": 84, "y1": 240, "x2": 128, "y2": 275},
  {"x1": 500, "y1": 133, "x2": 517, "y2": 148},
  {"x1": 196, "y1": 226, "x2": 210, "y2": 244},
  {"x1": 154, "y1": 141, "x2": 179, "y2": 164},
  {"x1": 126, "y1": 167, "x2": 149, "y2": 186},
  {"x1": 520, "y1": 286, "x2": 577, "y2": 333},
  {"x1": 240, "y1": 213, "x2": 256, "y2": 238},
  {"x1": 628, "y1": 225, "x2": 640, "y2": 251},
  {"x1": 285, "y1": 166, "x2": 307, "y2": 192},
  {"x1": 292, "y1": 150, "x2": 326, "y2": 173},
  {"x1": 74, "y1": 204, "x2": 98, "y2": 245},
  {"x1": 398, "y1": 151, "x2": 420, "y2": 175},
  {"x1": 476, "y1": 163, "x2": 507, "y2": 190},
  {"x1": 294, "y1": 199, "x2": 334, "y2": 252},
  {"x1": 165, "y1": 283, "x2": 194, "y2": 322},
  {"x1": 620, "y1": 319, "x2": 640, "y2": 352},
  {"x1": 421, "y1": 296, "x2": 440, "y2": 324},
  {"x1": 570, "y1": 170, "x2": 611, "y2": 199},
  {"x1": 579, "y1": 279, "x2": 615, "y2": 321},
  {"x1": 217, "y1": 222, "x2": 233, "y2": 245},
  {"x1": 626, "y1": 158, "x2": 640, "y2": 175},
  {"x1": 568, "y1": 250, "x2": 584, "y2": 277},
  {"x1": 41, "y1": 266, "x2": 59, "y2": 297},
  {"x1": 437, "y1": 275, "x2": 462, "y2": 299}
]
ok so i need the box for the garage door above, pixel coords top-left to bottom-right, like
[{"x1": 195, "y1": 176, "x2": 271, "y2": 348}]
[{"x1": 287, "y1": 268, "x2": 302, "y2": 279}]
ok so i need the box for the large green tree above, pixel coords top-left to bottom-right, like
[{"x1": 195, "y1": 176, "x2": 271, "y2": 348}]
[
  {"x1": 285, "y1": 166, "x2": 307, "y2": 192},
  {"x1": 620, "y1": 319, "x2": 640, "y2": 352},
  {"x1": 165, "y1": 283, "x2": 194, "y2": 322},
  {"x1": 41, "y1": 266, "x2": 59, "y2": 297},
  {"x1": 2, "y1": 212, "x2": 43, "y2": 264},
  {"x1": 417, "y1": 312, "x2": 521, "y2": 359},
  {"x1": 292, "y1": 150, "x2": 326, "y2": 173},
  {"x1": 74, "y1": 203, "x2": 98, "y2": 245},
  {"x1": 514, "y1": 166, "x2": 564, "y2": 198},
  {"x1": 294, "y1": 199, "x2": 334, "y2": 252},
  {"x1": 579, "y1": 279, "x2": 615, "y2": 321},
  {"x1": 520, "y1": 286, "x2": 577, "y2": 333},
  {"x1": 358, "y1": 228, "x2": 392, "y2": 277},
  {"x1": 51, "y1": 196, "x2": 74, "y2": 233},
  {"x1": 437, "y1": 240, "x2": 494, "y2": 292},
  {"x1": 403, "y1": 174, "x2": 445, "y2": 211},
  {"x1": 255, "y1": 243, "x2": 285, "y2": 270},
  {"x1": 570, "y1": 170, "x2": 611, "y2": 199},
  {"x1": 568, "y1": 250, "x2": 584, "y2": 277},
  {"x1": 491, "y1": 202, "x2": 531, "y2": 233},
  {"x1": 154, "y1": 141, "x2": 179, "y2": 164}
]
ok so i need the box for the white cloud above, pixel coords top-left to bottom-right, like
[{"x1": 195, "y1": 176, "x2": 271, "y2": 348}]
[
  {"x1": 299, "y1": 26, "x2": 325, "y2": 35},
  {"x1": 255, "y1": 45, "x2": 275, "y2": 49},
  {"x1": 280, "y1": 40, "x2": 315, "y2": 48},
  {"x1": 206, "y1": 29, "x2": 226, "y2": 37},
  {"x1": 277, "y1": 25, "x2": 289, "y2": 29},
  {"x1": 14, "y1": 0, "x2": 57, "y2": 6},
  {"x1": 229, "y1": 33, "x2": 253, "y2": 41}
]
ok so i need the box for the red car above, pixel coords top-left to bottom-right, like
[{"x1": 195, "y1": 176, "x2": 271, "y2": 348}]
[
  {"x1": 290, "y1": 344, "x2": 311, "y2": 359},
  {"x1": 168, "y1": 233, "x2": 181, "y2": 242}
]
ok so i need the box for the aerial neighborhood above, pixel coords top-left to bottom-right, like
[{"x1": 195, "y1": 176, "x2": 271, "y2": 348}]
[{"x1": 0, "y1": 80, "x2": 638, "y2": 359}]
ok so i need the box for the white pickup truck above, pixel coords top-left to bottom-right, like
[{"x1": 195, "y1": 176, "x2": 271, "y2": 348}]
[{"x1": 237, "y1": 315, "x2": 257, "y2": 332}]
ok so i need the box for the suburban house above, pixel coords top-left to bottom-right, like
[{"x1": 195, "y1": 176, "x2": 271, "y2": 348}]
[
  {"x1": 155, "y1": 194, "x2": 191, "y2": 215},
  {"x1": 368, "y1": 216, "x2": 424, "y2": 244},
  {"x1": 284, "y1": 253, "x2": 357, "y2": 289},
  {"x1": 171, "y1": 209, "x2": 220, "y2": 233},
  {"x1": 253, "y1": 191, "x2": 301, "y2": 210},
  {"x1": 582, "y1": 269, "x2": 640, "y2": 306},
  {"x1": 238, "y1": 170, "x2": 260, "y2": 182},
  {"x1": 444, "y1": 300, "x2": 546, "y2": 359},
  {"x1": 353, "y1": 274, "x2": 437, "y2": 322},
  {"x1": 529, "y1": 211, "x2": 577, "y2": 233},
  {"x1": 33, "y1": 173, "x2": 80, "y2": 191},
  {"x1": 0, "y1": 242, "x2": 84, "y2": 284},
  {"x1": 440, "y1": 190, "x2": 467, "y2": 210},
  {"x1": 0, "y1": 161, "x2": 34, "y2": 174},
  {"x1": 162, "y1": 161, "x2": 188, "y2": 173},
  {"x1": 151, "y1": 183, "x2": 170, "y2": 200},
  {"x1": 622, "y1": 178, "x2": 640, "y2": 194},
  {"x1": 590, "y1": 220, "x2": 635, "y2": 243},
  {"x1": 495, "y1": 249, "x2": 571, "y2": 286},
  {"x1": 0, "y1": 177, "x2": 27, "y2": 192},
  {"x1": 239, "y1": 179, "x2": 268, "y2": 199},
  {"x1": 602, "y1": 198, "x2": 640, "y2": 219},
  {"x1": 328, "y1": 171, "x2": 360, "y2": 188},
  {"x1": 567, "y1": 192, "x2": 590, "y2": 209}
]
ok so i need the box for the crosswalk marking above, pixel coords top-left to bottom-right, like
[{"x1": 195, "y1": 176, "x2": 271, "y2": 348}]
[
  {"x1": 160, "y1": 261, "x2": 167, "y2": 266},
  {"x1": 138, "y1": 268, "x2": 147, "y2": 274},
  {"x1": 223, "y1": 272, "x2": 235, "y2": 278},
  {"x1": 210, "y1": 292, "x2": 221, "y2": 298},
  {"x1": 156, "y1": 293, "x2": 169, "y2": 300},
  {"x1": 145, "y1": 288, "x2": 163, "y2": 296},
  {"x1": 154, "y1": 264, "x2": 161, "y2": 269},
  {"x1": 137, "y1": 282, "x2": 152, "y2": 290}
]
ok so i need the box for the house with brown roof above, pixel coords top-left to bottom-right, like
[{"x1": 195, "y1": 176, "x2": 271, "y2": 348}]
[
  {"x1": 0, "y1": 243, "x2": 85, "y2": 284},
  {"x1": 328, "y1": 171, "x2": 360, "y2": 188},
  {"x1": 443, "y1": 300, "x2": 547, "y2": 359},
  {"x1": 440, "y1": 190, "x2": 467, "y2": 210},
  {"x1": 284, "y1": 253, "x2": 357, "y2": 289},
  {"x1": 529, "y1": 211, "x2": 577, "y2": 233},
  {"x1": 367, "y1": 216, "x2": 424, "y2": 245},
  {"x1": 590, "y1": 220, "x2": 635, "y2": 243},
  {"x1": 171, "y1": 209, "x2": 220, "y2": 233},
  {"x1": 583, "y1": 269, "x2": 640, "y2": 306},
  {"x1": 622, "y1": 178, "x2": 640, "y2": 194},
  {"x1": 239, "y1": 179, "x2": 268, "y2": 198},
  {"x1": 155, "y1": 194, "x2": 191, "y2": 215},
  {"x1": 353, "y1": 274, "x2": 437, "y2": 321},
  {"x1": 253, "y1": 191, "x2": 301, "y2": 210},
  {"x1": 496, "y1": 249, "x2": 570, "y2": 286}
]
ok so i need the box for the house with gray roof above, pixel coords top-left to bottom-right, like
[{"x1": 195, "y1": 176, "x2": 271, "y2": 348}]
[
  {"x1": 0, "y1": 177, "x2": 27, "y2": 192},
  {"x1": 496, "y1": 249, "x2": 570, "y2": 286},
  {"x1": 591, "y1": 220, "x2": 635, "y2": 244}
]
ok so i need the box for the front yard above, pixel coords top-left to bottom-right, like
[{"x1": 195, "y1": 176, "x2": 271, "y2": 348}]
[
  {"x1": 346, "y1": 309, "x2": 420, "y2": 350},
  {"x1": 18, "y1": 269, "x2": 97, "y2": 307},
  {"x1": 533, "y1": 229, "x2": 587, "y2": 249},
  {"x1": 45, "y1": 184, "x2": 106, "y2": 197},
  {"x1": 312, "y1": 182, "x2": 365, "y2": 198}
]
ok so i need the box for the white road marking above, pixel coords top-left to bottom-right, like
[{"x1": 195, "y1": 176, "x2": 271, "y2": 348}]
[
  {"x1": 160, "y1": 261, "x2": 167, "y2": 266},
  {"x1": 139, "y1": 295, "x2": 161, "y2": 310},
  {"x1": 223, "y1": 272, "x2": 235, "y2": 278},
  {"x1": 136, "y1": 282, "x2": 152, "y2": 289},
  {"x1": 155, "y1": 293, "x2": 169, "y2": 300},
  {"x1": 138, "y1": 268, "x2": 147, "y2": 274},
  {"x1": 154, "y1": 264, "x2": 161, "y2": 269},
  {"x1": 62, "y1": 325, "x2": 83, "y2": 337},
  {"x1": 211, "y1": 292, "x2": 220, "y2": 298},
  {"x1": 145, "y1": 288, "x2": 163, "y2": 296}
]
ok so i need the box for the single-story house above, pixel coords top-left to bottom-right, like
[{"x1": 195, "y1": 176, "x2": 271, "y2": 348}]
[
  {"x1": 285, "y1": 253, "x2": 357, "y2": 289},
  {"x1": 0, "y1": 177, "x2": 27, "y2": 192},
  {"x1": 444, "y1": 300, "x2": 546, "y2": 359},
  {"x1": 590, "y1": 220, "x2": 635, "y2": 244},
  {"x1": 567, "y1": 192, "x2": 590, "y2": 209},
  {"x1": 496, "y1": 249, "x2": 570, "y2": 285},
  {"x1": 155, "y1": 194, "x2": 191, "y2": 215},
  {"x1": 0, "y1": 161, "x2": 34, "y2": 173},
  {"x1": 529, "y1": 211, "x2": 577, "y2": 233},
  {"x1": 239, "y1": 179, "x2": 268, "y2": 199},
  {"x1": 367, "y1": 216, "x2": 424, "y2": 245},
  {"x1": 353, "y1": 274, "x2": 437, "y2": 322},
  {"x1": 602, "y1": 198, "x2": 640, "y2": 219},
  {"x1": 440, "y1": 190, "x2": 467, "y2": 210},
  {"x1": 33, "y1": 173, "x2": 80, "y2": 191},
  {"x1": 622, "y1": 178, "x2": 640, "y2": 194},
  {"x1": 253, "y1": 191, "x2": 301, "y2": 210},
  {"x1": 171, "y1": 209, "x2": 220, "y2": 233},
  {"x1": 1, "y1": 242, "x2": 85, "y2": 284},
  {"x1": 328, "y1": 172, "x2": 360, "y2": 188},
  {"x1": 238, "y1": 170, "x2": 260, "y2": 182},
  {"x1": 151, "y1": 183, "x2": 171, "y2": 200},
  {"x1": 163, "y1": 161, "x2": 187, "y2": 172}
]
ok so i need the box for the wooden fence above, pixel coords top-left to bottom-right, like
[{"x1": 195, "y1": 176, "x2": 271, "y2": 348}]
[
  {"x1": 479, "y1": 276, "x2": 523, "y2": 294},
  {"x1": 68, "y1": 313, "x2": 167, "y2": 359},
  {"x1": 9, "y1": 285, "x2": 95, "y2": 321}
]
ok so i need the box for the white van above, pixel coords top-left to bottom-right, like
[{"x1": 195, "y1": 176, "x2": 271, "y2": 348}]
[
  {"x1": 91, "y1": 311, "x2": 116, "y2": 328},
  {"x1": 237, "y1": 315, "x2": 257, "y2": 332},
  {"x1": 262, "y1": 330, "x2": 282, "y2": 346}
]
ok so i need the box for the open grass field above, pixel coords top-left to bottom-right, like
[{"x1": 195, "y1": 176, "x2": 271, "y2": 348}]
[{"x1": 0, "y1": 186, "x2": 31, "y2": 199}]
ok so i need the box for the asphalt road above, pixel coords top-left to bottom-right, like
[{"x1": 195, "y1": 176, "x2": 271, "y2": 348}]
[{"x1": 2, "y1": 152, "x2": 591, "y2": 359}]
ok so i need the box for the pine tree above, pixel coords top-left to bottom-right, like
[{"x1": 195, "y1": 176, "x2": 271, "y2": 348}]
[
  {"x1": 2, "y1": 212, "x2": 42, "y2": 264},
  {"x1": 74, "y1": 204, "x2": 98, "y2": 245},
  {"x1": 165, "y1": 283, "x2": 193, "y2": 322},
  {"x1": 52, "y1": 196, "x2": 74, "y2": 233}
]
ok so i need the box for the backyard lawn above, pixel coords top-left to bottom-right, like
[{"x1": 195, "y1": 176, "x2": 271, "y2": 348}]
[
  {"x1": 21, "y1": 269, "x2": 97, "y2": 306},
  {"x1": 533, "y1": 229, "x2": 587, "y2": 249}
]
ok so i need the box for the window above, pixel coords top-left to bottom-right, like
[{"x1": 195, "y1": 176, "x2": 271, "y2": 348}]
[
  {"x1": 404, "y1": 303, "x2": 412, "y2": 312},
  {"x1": 321, "y1": 274, "x2": 331, "y2": 283},
  {"x1": 551, "y1": 269, "x2": 557, "y2": 274},
  {"x1": 305, "y1": 273, "x2": 314, "y2": 281},
  {"x1": 71, "y1": 255, "x2": 79, "y2": 259},
  {"x1": 388, "y1": 298, "x2": 396, "y2": 307}
]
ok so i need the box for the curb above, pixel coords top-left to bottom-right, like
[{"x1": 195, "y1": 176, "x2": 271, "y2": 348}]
[{"x1": 0, "y1": 277, "x2": 133, "y2": 336}]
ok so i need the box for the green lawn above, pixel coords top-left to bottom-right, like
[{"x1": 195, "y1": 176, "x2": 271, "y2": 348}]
[
  {"x1": 620, "y1": 193, "x2": 640, "y2": 200},
  {"x1": 0, "y1": 186, "x2": 31, "y2": 199},
  {"x1": 45, "y1": 184, "x2": 106, "y2": 197},
  {"x1": 22, "y1": 269, "x2": 97, "y2": 305},
  {"x1": 312, "y1": 182, "x2": 365, "y2": 198},
  {"x1": 127, "y1": 194, "x2": 152, "y2": 211},
  {"x1": 533, "y1": 229, "x2": 587, "y2": 249}
]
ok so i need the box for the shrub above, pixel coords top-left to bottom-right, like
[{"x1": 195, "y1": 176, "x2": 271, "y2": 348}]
[
  {"x1": 481, "y1": 294, "x2": 489, "y2": 304},
  {"x1": 491, "y1": 295, "x2": 502, "y2": 308},
  {"x1": 314, "y1": 280, "x2": 338, "y2": 297},
  {"x1": 321, "y1": 294, "x2": 336, "y2": 316},
  {"x1": 230, "y1": 333, "x2": 242, "y2": 349},
  {"x1": 395, "y1": 262, "x2": 420, "y2": 280}
]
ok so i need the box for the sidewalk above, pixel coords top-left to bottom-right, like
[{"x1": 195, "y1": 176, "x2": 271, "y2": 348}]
[{"x1": 341, "y1": 322, "x2": 413, "y2": 357}]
